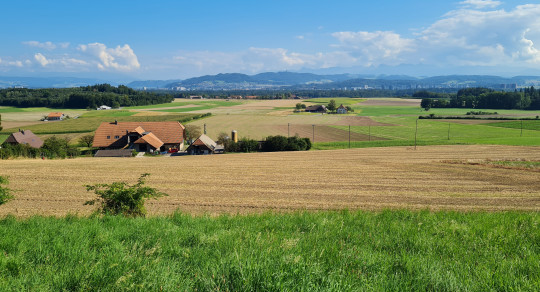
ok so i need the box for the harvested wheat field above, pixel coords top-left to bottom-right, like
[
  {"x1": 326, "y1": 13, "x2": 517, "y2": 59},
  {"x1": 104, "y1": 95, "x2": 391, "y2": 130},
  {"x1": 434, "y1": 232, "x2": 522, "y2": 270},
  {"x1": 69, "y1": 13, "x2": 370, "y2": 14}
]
[{"x1": 0, "y1": 145, "x2": 539, "y2": 217}]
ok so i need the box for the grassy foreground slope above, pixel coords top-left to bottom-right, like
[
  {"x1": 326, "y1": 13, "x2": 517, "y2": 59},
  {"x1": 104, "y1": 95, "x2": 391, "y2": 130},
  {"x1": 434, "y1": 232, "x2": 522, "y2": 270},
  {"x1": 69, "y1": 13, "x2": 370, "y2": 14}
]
[{"x1": 0, "y1": 211, "x2": 538, "y2": 291}]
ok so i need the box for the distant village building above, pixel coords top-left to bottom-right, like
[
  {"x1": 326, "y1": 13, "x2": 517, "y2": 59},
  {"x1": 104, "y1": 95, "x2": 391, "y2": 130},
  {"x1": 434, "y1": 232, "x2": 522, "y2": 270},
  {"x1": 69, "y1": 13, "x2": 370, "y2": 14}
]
[
  {"x1": 186, "y1": 134, "x2": 224, "y2": 155},
  {"x1": 189, "y1": 95, "x2": 204, "y2": 99},
  {"x1": 4, "y1": 129, "x2": 43, "y2": 148},
  {"x1": 47, "y1": 112, "x2": 64, "y2": 121},
  {"x1": 92, "y1": 121, "x2": 185, "y2": 153},
  {"x1": 336, "y1": 104, "x2": 348, "y2": 114},
  {"x1": 97, "y1": 105, "x2": 112, "y2": 110},
  {"x1": 305, "y1": 105, "x2": 328, "y2": 113}
]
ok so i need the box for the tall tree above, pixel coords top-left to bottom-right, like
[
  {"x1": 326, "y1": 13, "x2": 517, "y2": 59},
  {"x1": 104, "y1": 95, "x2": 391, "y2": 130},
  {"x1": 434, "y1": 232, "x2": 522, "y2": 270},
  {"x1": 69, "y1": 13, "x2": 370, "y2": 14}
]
[{"x1": 327, "y1": 99, "x2": 337, "y2": 112}]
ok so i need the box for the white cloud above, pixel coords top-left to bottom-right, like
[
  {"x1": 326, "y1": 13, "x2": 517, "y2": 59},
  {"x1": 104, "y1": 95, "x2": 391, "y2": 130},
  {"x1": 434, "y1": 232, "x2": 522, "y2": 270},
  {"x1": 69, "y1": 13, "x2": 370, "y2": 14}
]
[
  {"x1": 78, "y1": 43, "x2": 140, "y2": 71},
  {"x1": 23, "y1": 41, "x2": 70, "y2": 50},
  {"x1": 331, "y1": 31, "x2": 415, "y2": 66},
  {"x1": 459, "y1": 0, "x2": 502, "y2": 9},
  {"x1": 34, "y1": 53, "x2": 50, "y2": 66},
  {"x1": 34, "y1": 53, "x2": 88, "y2": 68}
]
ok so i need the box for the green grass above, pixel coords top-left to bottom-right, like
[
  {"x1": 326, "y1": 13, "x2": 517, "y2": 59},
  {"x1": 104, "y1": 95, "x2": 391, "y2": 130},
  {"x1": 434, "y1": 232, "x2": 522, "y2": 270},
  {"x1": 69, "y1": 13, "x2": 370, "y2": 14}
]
[
  {"x1": 487, "y1": 120, "x2": 540, "y2": 131},
  {"x1": 81, "y1": 110, "x2": 137, "y2": 117},
  {"x1": 488, "y1": 160, "x2": 540, "y2": 169},
  {"x1": 126, "y1": 100, "x2": 241, "y2": 112},
  {"x1": 354, "y1": 106, "x2": 540, "y2": 117},
  {"x1": 0, "y1": 134, "x2": 8, "y2": 144},
  {"x1": 0, "y1": 210, "x2": 538, "y2": 291},
  {"x1": 0, "y1": 114, "x2": 196, "y2": 135}
]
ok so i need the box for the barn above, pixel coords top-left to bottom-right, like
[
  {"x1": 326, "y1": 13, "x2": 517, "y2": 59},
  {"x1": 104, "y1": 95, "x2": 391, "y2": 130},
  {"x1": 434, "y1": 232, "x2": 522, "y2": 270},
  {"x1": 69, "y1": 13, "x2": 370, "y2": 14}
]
[{"x1": 92, "y1": 121, "x2": 185, "y2": 153}]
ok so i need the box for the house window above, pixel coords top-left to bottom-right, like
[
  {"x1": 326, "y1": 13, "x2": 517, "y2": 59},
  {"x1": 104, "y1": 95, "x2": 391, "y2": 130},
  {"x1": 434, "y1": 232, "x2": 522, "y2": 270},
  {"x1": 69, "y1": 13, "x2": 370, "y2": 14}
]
[
  {"x1": 107, "y1": 136, "x2": 110, "y2": 139},
  {"x1": 114, "y1": 135, "x2": 120, "y2": 139}
]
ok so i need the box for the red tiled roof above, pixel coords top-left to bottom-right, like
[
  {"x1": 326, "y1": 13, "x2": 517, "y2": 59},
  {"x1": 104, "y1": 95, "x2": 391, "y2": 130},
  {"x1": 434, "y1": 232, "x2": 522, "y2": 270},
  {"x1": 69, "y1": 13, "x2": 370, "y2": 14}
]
[
  {"x1": 5, "y1": 130, "x2": 44, "y2": 148},
  {"x1": 48, "y1": 112, "x2": 63, "y2": 118},
  {"x1": 93, "y1": 122, "x2": 185, "y2": 148},
  {"x1": 133, "y1": 132, "x2": 164, "y2": 150}
]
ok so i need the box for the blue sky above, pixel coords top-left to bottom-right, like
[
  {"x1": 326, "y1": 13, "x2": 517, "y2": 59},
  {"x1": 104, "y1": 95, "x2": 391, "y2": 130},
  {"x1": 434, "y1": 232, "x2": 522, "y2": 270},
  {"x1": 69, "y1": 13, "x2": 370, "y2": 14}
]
[{"x1": 1, "y1": 0, "x2": 539, "y2": 80}]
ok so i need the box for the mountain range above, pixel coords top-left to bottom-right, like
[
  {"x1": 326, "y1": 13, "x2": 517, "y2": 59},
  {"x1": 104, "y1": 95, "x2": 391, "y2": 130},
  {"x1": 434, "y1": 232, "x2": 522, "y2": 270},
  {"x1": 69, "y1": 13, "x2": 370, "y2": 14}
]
[{"x1": 2, "y1": 72, "x2": 540, "y2": 91}]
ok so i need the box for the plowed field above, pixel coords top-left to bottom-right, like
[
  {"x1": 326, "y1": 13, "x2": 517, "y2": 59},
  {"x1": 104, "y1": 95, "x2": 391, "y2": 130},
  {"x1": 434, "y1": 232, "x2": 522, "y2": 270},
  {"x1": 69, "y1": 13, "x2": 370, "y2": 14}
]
[{"x1": 1, "y1": 145, "x2": 539, "y2": 217}]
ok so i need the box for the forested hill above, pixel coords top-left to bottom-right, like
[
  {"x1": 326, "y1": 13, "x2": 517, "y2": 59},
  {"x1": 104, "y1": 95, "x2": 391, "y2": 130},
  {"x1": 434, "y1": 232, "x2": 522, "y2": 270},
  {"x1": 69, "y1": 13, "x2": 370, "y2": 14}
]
[{"x1": 0, "y1": 84, "x2": 174, "y2": 109}]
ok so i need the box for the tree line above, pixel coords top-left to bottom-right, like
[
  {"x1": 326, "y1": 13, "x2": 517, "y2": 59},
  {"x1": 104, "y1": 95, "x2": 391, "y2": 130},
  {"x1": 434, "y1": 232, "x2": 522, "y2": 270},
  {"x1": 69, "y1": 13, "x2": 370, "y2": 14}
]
[
  {"x1": 418, "y1": 87, "x2": 540, "y2": 110},
  {"x1": 0, "y1": 84, "x2": 174, "y2": 109}
]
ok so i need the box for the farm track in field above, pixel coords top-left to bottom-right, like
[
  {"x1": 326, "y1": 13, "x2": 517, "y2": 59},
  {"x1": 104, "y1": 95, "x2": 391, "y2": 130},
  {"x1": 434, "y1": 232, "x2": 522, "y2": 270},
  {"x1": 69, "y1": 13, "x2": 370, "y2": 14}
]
[{"x1": 1, "y1": 145, "x2": 539, "y2": 217}]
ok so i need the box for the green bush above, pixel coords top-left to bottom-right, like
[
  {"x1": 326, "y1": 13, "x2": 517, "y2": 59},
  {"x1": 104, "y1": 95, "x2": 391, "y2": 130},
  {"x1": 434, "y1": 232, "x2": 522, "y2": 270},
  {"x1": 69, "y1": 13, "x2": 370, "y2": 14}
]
[
  {"x1": 84, "y1": 173, "x2": 168, "y2": 217},
  {"x1": 0, "y1": 176, "x2": 14, "y2": 205},
  {"x1": 262, "y1": 135, "x2": 311, "y2": 152}
]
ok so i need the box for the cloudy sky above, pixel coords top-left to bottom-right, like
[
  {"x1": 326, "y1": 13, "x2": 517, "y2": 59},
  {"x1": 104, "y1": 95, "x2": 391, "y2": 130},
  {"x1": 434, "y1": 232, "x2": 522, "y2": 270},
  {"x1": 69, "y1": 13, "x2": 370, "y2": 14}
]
[{"x1": 1, "y1": 0, "x2": 539, "y2": 80}]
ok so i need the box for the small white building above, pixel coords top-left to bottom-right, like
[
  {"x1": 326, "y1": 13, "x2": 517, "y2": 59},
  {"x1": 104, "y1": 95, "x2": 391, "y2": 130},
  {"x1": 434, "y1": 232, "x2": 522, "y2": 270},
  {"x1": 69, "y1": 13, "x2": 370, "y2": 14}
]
[
  {"x1": 97, "y1": 105, "x2": 112, "y2": 110},
  {"x1": 337, "y1": 104, "x2": 348, "y2": 114}
]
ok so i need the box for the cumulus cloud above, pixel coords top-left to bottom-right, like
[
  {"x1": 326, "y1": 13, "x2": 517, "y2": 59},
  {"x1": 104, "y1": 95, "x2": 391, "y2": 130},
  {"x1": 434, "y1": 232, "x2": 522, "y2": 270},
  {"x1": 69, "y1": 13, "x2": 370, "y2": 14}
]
[
  {"x1": 331, "y1": 31, "x2": 415, "y2": 66},
  {"x1": 23, "y1": 41, "x2": 69, "y2": 50},
  {"x1": 78, "y1": 43, "x2": 140, "y2": 71},
  {"x1": 459, "y1": 0, "x2": 502, "y2": 9},
  {"x1": 34, "y1": 53, "x2": 50, "y2": 66},
  {"x1": 33, "y1": 53, "x2": 88, "y2": 68}
]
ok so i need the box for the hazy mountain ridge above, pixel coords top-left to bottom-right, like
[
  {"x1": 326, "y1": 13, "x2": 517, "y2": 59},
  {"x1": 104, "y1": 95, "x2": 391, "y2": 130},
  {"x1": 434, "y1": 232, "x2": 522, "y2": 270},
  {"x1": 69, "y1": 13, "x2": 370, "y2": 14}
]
[
  {"x1": 0, "y1": 76, "x2": 114, "y2": 89},
  {"x1": 2, "y1": 72, "x2": 540, "y2": 90}
]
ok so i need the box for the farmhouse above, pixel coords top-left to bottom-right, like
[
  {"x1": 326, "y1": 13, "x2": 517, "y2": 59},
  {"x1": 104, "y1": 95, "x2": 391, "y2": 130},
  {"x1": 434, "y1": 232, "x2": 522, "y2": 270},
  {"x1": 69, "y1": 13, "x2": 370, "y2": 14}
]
[
  {"x1": 305, "y1": 105, "x2": 327, "y2": 113},
  {"x1": 47, "y1": 112, "x2": 64, "y2": 120},
  {"x1": 337, "y1": 104, "x2": 348, "y2": 114},
  {"x1": 93, "y1": 121, "x2": 185, "y2": 153},
  {"x1": 186, "y1": 134, "x2": 224, "y2": 155},
  {"x1": 97, "y1": 105, "x2": 112, "y2": 110},
  {"x1": 4, "y1": 129, "x2": 43, "y2": 148}
]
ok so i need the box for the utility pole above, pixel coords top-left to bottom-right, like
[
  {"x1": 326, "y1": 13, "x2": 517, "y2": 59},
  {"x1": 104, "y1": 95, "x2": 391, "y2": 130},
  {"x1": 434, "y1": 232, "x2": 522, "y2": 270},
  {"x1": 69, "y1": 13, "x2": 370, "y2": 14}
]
[
  {"x1": 348, "y1": 125, "x2": 351, "y2": 148},
  {"x1": 414, "y1": 119, "x2": 418, "y2": 150},
  {"x1": 369, "y1": 124, "x2": 371, "y2": 141},
  {"x1": 521, "y1": 120, "x2": 523, "y2": 137},
  {"x1": 204, "y1": 123, "x2": 207, "y2": 135},
  {"x1": 288, "y1": 123, "x2": 290, "y2": 138},
  {"x1": 312, "y1": 124, "x2": 315, "y2": 143},
  {"x1": 448, "y1": 123, "x2": 450, "y2": 140}
]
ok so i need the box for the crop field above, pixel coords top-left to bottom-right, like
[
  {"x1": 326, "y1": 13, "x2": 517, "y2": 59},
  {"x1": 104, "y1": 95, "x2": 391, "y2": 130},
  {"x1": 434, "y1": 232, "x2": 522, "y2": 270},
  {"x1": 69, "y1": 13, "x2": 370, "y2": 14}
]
[{"x1": 0, "y1": 145, "x2": 538, "y2": 217}]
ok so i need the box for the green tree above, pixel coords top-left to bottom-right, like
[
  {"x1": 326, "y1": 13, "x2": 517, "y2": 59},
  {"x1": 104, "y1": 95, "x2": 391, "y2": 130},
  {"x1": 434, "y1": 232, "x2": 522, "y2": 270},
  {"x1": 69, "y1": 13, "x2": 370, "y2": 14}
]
[
  {"x1": 185, "y1": 125, "x2": 202, "y2": 142},
  {"x1": 421, "y1": 99, "x2": 432, "y2": 111},
  {"x1": 0, "y1": 176, "x2": 14, "y2": 205},
  {"x1": 295, "y1": 103, "x2": 303, "y2": 110},
  {"x1": 84, "y1": 173, "x2": 168, "y2": 217},
  {"x1": 79, "y1": 134, "x2": 94, "y2": 147},
  {"x1": 327, "y1": 99, "x2": 337, "y2": 112}
]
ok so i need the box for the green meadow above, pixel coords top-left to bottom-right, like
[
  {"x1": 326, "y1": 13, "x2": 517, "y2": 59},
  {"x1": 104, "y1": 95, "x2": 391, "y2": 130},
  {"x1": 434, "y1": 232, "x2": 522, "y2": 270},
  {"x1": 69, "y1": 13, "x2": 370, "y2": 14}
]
[
  {"x1": 126, "y1": 100, "x2": 242, "y2": 112},
  {"x1": 0, "y1": 211, "x2": 538, "y2": 291}
]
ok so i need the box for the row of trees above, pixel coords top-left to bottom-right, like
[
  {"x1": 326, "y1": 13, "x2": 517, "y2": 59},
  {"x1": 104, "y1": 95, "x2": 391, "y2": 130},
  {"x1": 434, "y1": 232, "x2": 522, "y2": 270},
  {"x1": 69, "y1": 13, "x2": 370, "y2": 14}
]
[
  {"x1": 217, "y1": 135, "x2": 312, "y2": 153},
  {"x1": 0, "y1": 136, "x2": 79, "y2": 159},
  {"x1": 0, "y1": 84, "x2": 174, "y2": 109},
  {"x1": 419, "y1": 87, "x2": 540, "y2": 110}
]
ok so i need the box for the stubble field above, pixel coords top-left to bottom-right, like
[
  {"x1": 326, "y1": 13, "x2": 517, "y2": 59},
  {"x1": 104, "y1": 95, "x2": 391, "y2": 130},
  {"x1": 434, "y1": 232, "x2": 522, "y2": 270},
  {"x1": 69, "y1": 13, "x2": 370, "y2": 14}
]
[{"x1": 1, "y1": 144, "x2": 538, "y2": 217}]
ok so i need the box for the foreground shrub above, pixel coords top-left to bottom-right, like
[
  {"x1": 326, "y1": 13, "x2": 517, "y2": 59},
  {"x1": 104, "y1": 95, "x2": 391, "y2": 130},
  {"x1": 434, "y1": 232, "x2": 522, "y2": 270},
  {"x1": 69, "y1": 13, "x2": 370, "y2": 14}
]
[
  {"x1": 0, "y1": 176, "x2": 14, "y2": 205},
  {"x1": 84, "y1": 173, "x2": 167, "y2": 217}
]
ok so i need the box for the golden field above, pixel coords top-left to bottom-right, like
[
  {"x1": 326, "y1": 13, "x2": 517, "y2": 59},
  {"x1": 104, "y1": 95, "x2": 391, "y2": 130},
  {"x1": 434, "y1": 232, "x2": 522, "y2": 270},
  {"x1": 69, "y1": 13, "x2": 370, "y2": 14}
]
[{"x1": 0, "y1": 145, "x2": 539, "y2": 217}]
